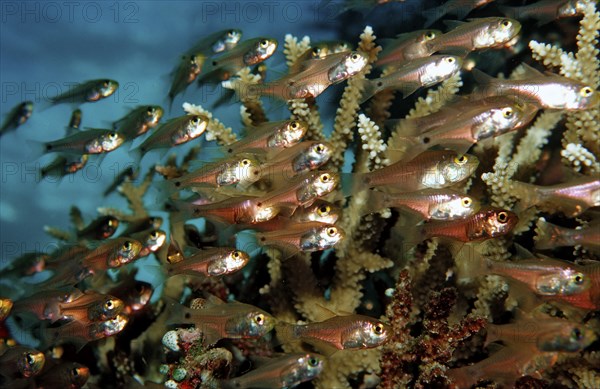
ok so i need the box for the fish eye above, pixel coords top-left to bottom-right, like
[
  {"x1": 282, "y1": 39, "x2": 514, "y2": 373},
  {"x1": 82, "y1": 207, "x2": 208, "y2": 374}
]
[
  {"x1": 109, "y1": 132, "x2": 119, "y2": 140},
  {"x1": 259, "y1": 39, "x2": 269, "y2": 48},
  {"x1": 426, "y1": 31, "x2": 436, "y2": 39},
  {"x1": 580, "y1": 86, "x2": 593, "y2": 97},
  {"x1": 318, "y1": 205, "x2": 330, "y2": 215},
  {"x1": 497, "y1": 211, "x2": 508, "y2": 223},
  {"x1": 327, "y1": 227, "x2": 337, "y2": 236},
  {"x1": 501, "y1": 20, "x2": 512, "y2": 28},
  {"x1": 102, "y1": 80, "x2": 110, "y2": 87},
  {"x1": 72, "y1": 368, "x2": 81, "y2": 378},
  {"x1": 290, "y1": 121, "x2": 299, "y2": 129},
  {"x1": 374, "y1": 323, "x2": 384, "y2": 335},
  {"x1": 308, "y1": 357, "x2": 319, "y2": 367},
  {"x1": 351, "y1": 53, "x2": 360, "y2": 61},
  {"x1": 227, "y1": 30, "x2": 236, "y2": 37},
  {"x1": 122, "y1": 241, "x2": 133, "y2": 251},
  {"x1": 232, "y1": 251, "x2": 241, "y2": 258},
  {"x1": 150, "y1": 231, "x2": 159, "y2": 239},
  {"x1": 241, "y1": 159, "x2": 251, "y2": 166},
  {"x1": 192, "y1": 117, "x2": 200, "y2": 124},
  {"x1": 454, "y1": 155, "x2": 468, "y2": 165},
  {"x1": 461, "y1": 197, "x2": 472, "y2": 207},
  {"x1": 146, "y1": 106, "x2": 154, "y2": 114},
  {"x1": 320, "y1": 173, "x2": 331, "y2": 182},
  {"x1": 572, "y1": 328, "x2": 583, "y2": 340},
  {"x1": 25, "y1": 353, "x2": 35, "y2": 366},
  {"x1": 502, "y1": 108, "x2": 514, "y2": 118},
  {"x1": 105, "y1": 300, "x2": 114, "y2": 310},
  {"x1": 315, "y1": 144, "x2": 324, "y2": 153},
  {"x1": 446, "y1": 57, "x2": 455, "y2": 63},
  {"x1": 254, "y1": 313, "x2": 265, "y2": 324},
  {"x1": 574, "y1": 273, "x2": 584, "y2": 285}
]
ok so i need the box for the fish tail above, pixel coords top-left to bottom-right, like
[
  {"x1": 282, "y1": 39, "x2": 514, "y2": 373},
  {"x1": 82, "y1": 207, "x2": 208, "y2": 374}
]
[
  {"x1": 422, "y1": 4, "x2": 447, "y2": 27},
  {"x1": 363, "y1": 190, "x2": 389, "y2": 215},
  {"x1": 162, "y1": 296, "x2": 192, "y2": 326},
  {"x1": 534, "y1": 217, "x2": 563, "y2": 250},
  {"x1": 483, "y1": 323, "x2": 501, "y2": 348},
  {"x1": 454, "y1": 246, "x2": 488, "y2": 284},
  {"x1": 511, "y1": 181, "x2": 540, "y2": 212},
  {"x1": 357, "y1": 79, "x2": 380, "y2": 104},
  {"x1": 471, "y1": 69, "x2": 499, "y2": 97},
  {"x1": 340, "y1": 172, "x2": 366, "y2": 198},
  {"x1": 498, "y1": 5, "x2": 520, "y2": 20},
  {"x1": 274, "y1": 322, "x2": 298, "y2": 346},
  {"x1": 385, "y1": 136, "x2": 422, "y2": 163}
]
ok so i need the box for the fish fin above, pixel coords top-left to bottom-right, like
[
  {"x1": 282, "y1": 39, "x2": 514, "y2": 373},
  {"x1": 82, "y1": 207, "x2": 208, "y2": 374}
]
[
  {"x1": 362, "y1": 190, "x2": 389, "y2": 215},
  {"x1": 205, "y1": 294, "x2": 226, "y2": 305},
  {"x1": 514, "y1": 243, "x2": 536, "y2": 259},
  {"x1": 510, "y1": 181, "x2": 540, "y2": 212},
  {"x1": 442, "y1": 19, "x2": 467, "y2": 29},
  {"x1": 534, "y1": 217, "x2": 561, "y2": 250},
  {"x1": 340, "y1": 172, "x2": 367, "y2": 198},
  {"x1": 498, "y1": 5, "x2": 518, "y2": 19},
  {"x1": 422, "y1": 4, "x2": 447, "y2": 27},
  {"x1": 519, "y1": 63, "x2": 545, "y2": 78},
  {"x1": 471, "y1": 68, "x2": 497, "y2": 89},
  {"x1": 505, "y1": 279, "x2": 544, "y2": 312},
  {"x1": 385, "y1": 137, "x2": 423, "y2": 163},
  {"x1": 483, "y1": 323, "x2": 501, "y2": 348},
  {"x1": 453, "y1": 244, "x2": 488, "y2": 284},
  {"x1": 302, "y1": 338, "x2": 339, "y2": 357},
  {"x1": 357, "y1": 79, "x2": 380, "y2": 104},
  {"x1": 274, "y1": 322, "x2": 299, "y2": 347},
  {"x1": 162, "y1": 296, "x2": 193, "y2": 326},
  {"x1": 312, "y1": 304, "x2": 338, "y2": 321}
]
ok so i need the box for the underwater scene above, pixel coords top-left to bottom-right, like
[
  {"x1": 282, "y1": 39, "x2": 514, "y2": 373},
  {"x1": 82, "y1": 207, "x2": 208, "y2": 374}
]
[{"x1": 0, "y1": 0, "x2": 599, "y2": 387}]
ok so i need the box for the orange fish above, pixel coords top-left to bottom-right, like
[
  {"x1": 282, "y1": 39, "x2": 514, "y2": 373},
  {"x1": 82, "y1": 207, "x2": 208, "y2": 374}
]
[{"x1": 165, "y1": 247, "x2": 250, "y2": 278}]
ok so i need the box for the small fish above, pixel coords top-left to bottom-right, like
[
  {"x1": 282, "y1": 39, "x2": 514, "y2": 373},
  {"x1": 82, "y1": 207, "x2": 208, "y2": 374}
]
[
  {"x1": 76, "y1": 215, "x2": 119, "y2": 240},
  {"x1": 226, "y1": 51, "x2": 368, "y2": 101},
  {"x1": 163, "y1": 154, "x2": 262, "y2": 192},
  {"x1": 361, "y1": 55, "x2": 462, "y2": 102},
  {"x1": 276, "y1": 312, "x2": 390, "y2": 352},
  {"x1": 40, "y1": 155, "x2": 89, "y2": 179},
  {"x1": 426, "y1": 17, "x2": 521, "y2": 55},
  {"x1": 423, "y1": 0, "x2": 496, "y2": 27},
  {"x1": 473, "y1": 64, "x2": 600, "y2": 110},
  {"x1": 135, "y1": 114, "x2": 208, "y2": 156},
  {"x1": 500, "y1": 0, "x2": 587, "y2": 26},
  {"x1": 43, "y1": 128, "x2": 124, "y2": 155},
  {"x1": 41, "y1": 314, "x2": 128, "y2": 350},
  {"x1": 389, "y1": 99, "x2": 538, "y2": 160},
  {"x1": 49, "y1": 79, "x2": 118, "y2": 105},
  {"x1": 56, "y1": 291, "x2": 124, "y2": 322},
  {"x1": 411, "y1": 208, "x2": 518, "y2": 244},
  {"x1": 1, "y1": 252, "x2": 49, "y2": 278},
  {"x1": 103, "y1": 166, "x2": 138, "y2": 197},
  {"x1": 511, "y1": 176, "x2": 600, "y2": 217},
  {"x1": 130, "y1": 229, "x2": 167, "y2": 257},
  {"x1": 456, "y1": 251, "x2": 600, "y2": 310},
  {"x1": 0, "y1": 346, "x2": 45, "y2": 379},
  {"x1": 447, "y1": 344, "x2": 558, "y2": 388},
  {"x1": 535, "y1": 217, "x2": 599, "y2": 251},
  {"x1": 168, "y1": 54, "x2": 205, "y2": 108},
  {"x1": 185, "y1": 28, "x2": 242, "y2": 56},
  {"x1": 220, "y1": 353, "x2": 324, "y2": 389},
  {"x1": 113, "y1": 105, "x2": 163, "y2": 140},
  {"x1": 262, "y1": 141, "x2": 332, "y2": 183},
  {"x1": 172, "y1": 195, "x2": 279, "y2": 225},
  {"x1": 376, "y1": 30, "x2": 441, "y2": 67},
  {"x1": 199, "y1": 37, "x2": 278, "y2": 84},
  {"x1": 68, "y1": 108, "x2": 82, "y2": 129},
  {"x1": 351, "y1": 150, "x2": 479, "y2": 193},
  {"x1": 256, "y1": 222, "x2": 345, "y2": 257},
  {"x1": 165, "y1": 295, "x2": 276, "y2": 346},
  {"x1": 366, "y1": 189, "x2": 480, "y2": 221},
  {"x1": 0, "y1": 101, "x2": 33, "y2": 136},
  {"x1": 0, "y1": 298, "x2": 13, "y2": 321},
  {"x1": 109, "y1": 280, "x2": 153, "y2": 314},
  {"x1": 485, "y1": 314, "x2": 596, "y2": 352},
  {"x1": 11, "y1": 290, "x2": 71, "y2": 322},
  {"x1": 165, "y1": 247, "x2": 250, "y2": 278},
  {"x1": 221, "y1": 120, "x2": 308, "y2": 155},
  {"x1": 289, "y1": 40, "x2": 350, "y2": 73},
  {"x1": 257, "y1": 171, "x2": 339, "y2": 215},
  {"x1": 34, "y1": 362, "x2": 89, "y2": 389},
  {"x1": 81, "y1": 238, "x2": 144, "y2": 270}
]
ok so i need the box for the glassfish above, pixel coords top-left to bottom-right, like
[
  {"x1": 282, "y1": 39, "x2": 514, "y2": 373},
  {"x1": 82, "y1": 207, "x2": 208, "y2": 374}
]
[
  {"x1": 225, "y1": 51, "x2": 368, "y2": 101},
  {"x1": 0, "y1": 101, "x2": 33, "y2": 136},
  {"x1": 511, "y1": 176, "x2": 600, "y2": 217},
  {"x1": 76, "y1": 215, "x2": 119, "y2": 241},
  {"x1": 350, "y1": 150, "x2": 479, "y2": 193},
  {"x1": 49, "y1": 79, "x2": 118, "y2": 105},
  {"x1": 473, "y1": 64, "x2": 600, "y2": 110},
  {"x1": 185, "y1": 28, "x2": 242, "y2": 56},
  {"x1": 289, "y1": 40, "x2": 350, "y2": 73},
  {"x1": 42, "y1": 128, "x2": 124, "y2": 155},
  {"x1": 535, "y1": 217, "x2": 599, "y2": 251},
  {"x1": 135, "y1": 114, "x2": 208, "y2": 157},
  {"x1": 262, "y1": 141, "x2": 332, "y2": 184},
  {"x1": 276, "y1": 312, "x2": 390, "y2": 353},
  {"x1": 130, "y1": 229, "x2": 167, "y2": 257},
  {"x1": 376, "y1": 30, "x2": 441, "y2": 67},
  {"x1": 113, "y1": 105, "x2": 163, "y2": 140},
  {"x1": 198, "y1": 37, "x2": 278, "y2": 84},
  {"x1": 365, "y1": 188, "x2": 480, "y2": 222},
  {"x1": 165, "y1": 295, "x2": 276, "y2": 346},
  {"x1": 220, "y1": 353, "x2": 324, "y2": 389},
  {"x1": 164, "y1": 247, "x2": 250, "y2": 278},
  {"x1": 255, "y1": 222, "x2": 344, "y2": 258},
  {"x1": 168, "y1": 54, "x2": 205, "y2": 109},
  {"x1": 172, "y1": 195, "x2": 278, "y2": 225},
  {"x1": 34, "y1": 361, "x2": 89, "y2": 389},
  {"x1": 389, "y1": 99, "x2": 538, "y2": 160},
  {"x1": 220, "y1": 119, "x2": 308, "y2": 155},
  {"x1": 0, "y1": 346, "x2": 45, "y2": 379},
  {"x1": 360, "y1": 55, "x2": 462, "y2": 102},
  {"x1": 41, "y1": 314, "x2": 128, "y2": 351},
  {"x1": 426, "y1": 17, "x2": 521, "y2": 55},
  {"x1": 423, "y1": 0, "x2": 497, "y2": 27},
  {"x1": 500, "y1": 0, "x2": 587, "y2": 26}
]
